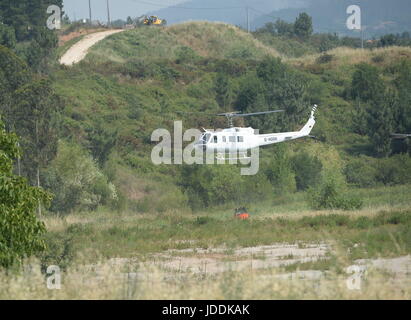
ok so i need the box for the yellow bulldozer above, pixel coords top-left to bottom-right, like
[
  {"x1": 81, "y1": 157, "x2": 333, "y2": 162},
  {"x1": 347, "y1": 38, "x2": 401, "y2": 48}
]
[{"x1": 143, "y1": 15, "x2": 167, "y2": 26}]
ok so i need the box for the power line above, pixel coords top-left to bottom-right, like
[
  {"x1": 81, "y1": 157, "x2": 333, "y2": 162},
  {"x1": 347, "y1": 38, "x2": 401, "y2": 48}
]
[
  {"x1": 248, "y1": 6, "x2": 281, "y2": 21},
  {"x1": 131, "y1": 0, "x2": 243, "y2": 10}
]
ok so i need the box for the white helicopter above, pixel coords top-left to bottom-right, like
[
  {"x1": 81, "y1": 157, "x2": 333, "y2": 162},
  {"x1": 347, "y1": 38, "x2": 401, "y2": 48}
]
[{"x1": 192, "y1": 105, "x2": 318, "y2": 159}]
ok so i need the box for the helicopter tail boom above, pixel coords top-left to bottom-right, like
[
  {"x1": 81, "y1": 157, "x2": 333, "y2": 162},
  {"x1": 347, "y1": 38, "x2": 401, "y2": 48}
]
[{"x1": 299, "y1": 105, "x2": 317, "y2": 136}]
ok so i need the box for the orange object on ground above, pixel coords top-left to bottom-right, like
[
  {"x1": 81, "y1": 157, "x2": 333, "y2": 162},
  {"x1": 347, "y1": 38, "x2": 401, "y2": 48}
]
[
  {"x1": 235, "y1": 213, "x2": 249, "y2": 219},
  {"x1": 234, "y1": 207, "x2": 250, "y2": 219}
]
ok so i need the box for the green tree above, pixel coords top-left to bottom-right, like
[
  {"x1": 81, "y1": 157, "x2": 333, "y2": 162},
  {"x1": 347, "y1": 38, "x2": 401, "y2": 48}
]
[
  {"x1": 207, "y1": 166, "x2": 244, "y2": 205},
  {"x1": 379, "y1": 34, "x2": 397, "y2": 47},
  {"x1": 343, "y1": 157, "x2": 378, "y2": 187},
  {"x1": 86, "y1": 121, "x2": 118, "y2": 166},
  {"x1": 62, "y1": 14, "x2": 70, "y2": 25},
  {"x1": 179, "y1": 164, "x2": 251, "y2": 208},
  {"x1": 351, "y1": 63, "x2": 376, "y2": 135},
  {"x1": 215, "y1": 72, "x2": 232, "y2": 108},
  {"x1": 0, "y1": 0, "x2": 63, "y2": 42},
  {"x1": 0, "y1": 118, "x2": 50, "y2": 268},
  {"x1": 242, "y1": 172, "x2": 272, "y2": 202},
  {"x1": 0, "y1": 24, "x2": 16, "y2": 49},
  {"x1": 11, "y1": 79, "x2": 63, "y2": 195},
  {"x1": 264, "y1": 144, "x2": 296, "y2": 194},
  {"x1": 0, "y1": 0, "x2": 62, "y2": 71},
  {"x1": 248, "y1": 57, "x2": 308, "y2": 132},
  {"x1": 258, "y1": 22, "x2": 276, "y2": 35},
  {"x1": 274, "y1": 19, "x2": 294, "y2": 37},
  {"x1": 366, "y1": 90, "x2": 396, "y2": 156},
  {"x1": 351, "y1": 63, "x2": 396, "y2": 155},
  {"x1": 236, "y1": 73, "x2": 264, "y2": 113},
  {"x1": 291, "y1": 152, "x2": 323, "y2": 191},
  {"x1": 26, "y1": 27, "x2": 59, "y2": 72},
  {"x1": 351, "y1": 63, "x2": 384, "y2": 102},
  {"x1": 0, "y1": 45, "x2": 31, "y2": 125},
  {"x1": 375, "y1": 154, "x2": 411, "y2": 185},
  {"x1": 394, "y1": 60, "x2": 411, "y2": 134},
  {"x1": 308, "y1": 171, "x2": 362, "y2": 210},
  {"x1": 179, "y1": 164, "x2": 209, "y2": 209},
  {"x1": 43, "y1": 141, "x2": 117, "y2": 213},
  {"x1": 317, "y1": 33, "x2": 339, "y2": 52},
  {"x1": 294, "y1": 13, "x2": 313, "y2": 39}
]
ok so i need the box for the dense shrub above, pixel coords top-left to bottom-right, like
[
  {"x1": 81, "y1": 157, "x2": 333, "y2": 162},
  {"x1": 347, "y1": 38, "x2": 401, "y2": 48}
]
[
  {"x1": 179, "y1": 163, "x2": 274, "y2": 210},
  {"x1": 43, "y1": 141, "x2": 118, "y2": 213},
  {"x1": 308, "y1": 172, "x2": 363, "y2": 210},
  {"x1": 375, "y1": 154, "x2": 411, "y2": 185},
  {"x1": 344, "y1": 155, "x2": 411, "y2": 187},
  {"x1": 134, "y1": 186, "x2": 188, "y2": 213},
  {"x1": 175, "y1": 46, "x2": 200, "y2": 65},
  {"x1": 242, "y1": 173, "x2": 273, "y2": 202},
  {"x1": 206, "y1": 165, "x2": 245, "y2": 205},
  {"x1": 291, "y1": 152, "x2": 323, "y2": 191},
  {"x1": 264, "y1": 145, "x2": 296, "y2": 194},
  {"x1": 343, "y1": 157, "x2": 378, "y2": 187},
  {"x1": 0, "y1": 25, "x2": 16, "y2": 49}
]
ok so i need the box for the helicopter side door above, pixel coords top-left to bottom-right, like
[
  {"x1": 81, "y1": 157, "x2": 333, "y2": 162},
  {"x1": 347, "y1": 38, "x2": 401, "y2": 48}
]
[{"x1": 227, "y1": 134, "x2": 237, "y2": 153}]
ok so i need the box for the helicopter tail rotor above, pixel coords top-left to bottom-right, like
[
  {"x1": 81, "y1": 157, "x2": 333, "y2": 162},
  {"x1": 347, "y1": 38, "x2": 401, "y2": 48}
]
[{"x1": 299, "y1": 105, "x2": 317, "y2": 136}]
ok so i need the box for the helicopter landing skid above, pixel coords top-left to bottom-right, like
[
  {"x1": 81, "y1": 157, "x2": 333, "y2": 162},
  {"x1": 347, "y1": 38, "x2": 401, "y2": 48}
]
[{"x1": 216, "y1": 152, "x2": 250, "y2": 161}]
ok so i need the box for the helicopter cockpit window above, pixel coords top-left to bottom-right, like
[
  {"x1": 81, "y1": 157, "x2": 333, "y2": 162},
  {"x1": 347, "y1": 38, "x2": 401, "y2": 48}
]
[{"x1": 201, "y1": 133, "x2": 211, "y2": 143}]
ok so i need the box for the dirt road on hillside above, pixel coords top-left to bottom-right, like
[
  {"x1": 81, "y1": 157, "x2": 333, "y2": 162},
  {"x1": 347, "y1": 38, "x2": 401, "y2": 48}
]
[{"x1": 59, "y1": 29, "x2": 124, "y2": 66}]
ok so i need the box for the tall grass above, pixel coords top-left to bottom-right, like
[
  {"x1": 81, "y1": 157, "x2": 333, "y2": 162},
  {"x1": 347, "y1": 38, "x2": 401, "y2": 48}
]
[
  {"x1": 39, "y1": 204, "x2": 411, "y2": 268},
  {"x1": 288, "y1": 46, "x2": 411, "y2": 70},
  {"x1": 0, "y1": 259, "x2": 409, "y2": 299},
  {"x1": 3, "y1": 185, "x2": 410, "y2": 299}
]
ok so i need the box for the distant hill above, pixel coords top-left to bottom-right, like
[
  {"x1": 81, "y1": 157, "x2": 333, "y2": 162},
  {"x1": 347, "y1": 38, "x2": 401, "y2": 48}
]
[
  {"x1": 148, "y1": 0, "x2": 411, "y2": 37},
  {"x1": 149, "y1": 0, "x2": 306, "y2": 27},
  {"x1": 253, "y1": 0, "x2": 411, "y2": 37}
]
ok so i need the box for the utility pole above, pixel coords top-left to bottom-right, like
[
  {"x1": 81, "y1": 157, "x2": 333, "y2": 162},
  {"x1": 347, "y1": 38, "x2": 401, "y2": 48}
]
[
  {"x1": 88, "y1": 0, "x2": 92, "y2": 24},
  {"x1": 361, "y1": 27, "x2": 364, "y2": 49},
  {"x1": 106, "y1": 0, "x2": 111, "y2": 27},
  {"x1": 246, "y1": 6, "x2": 250, "y2": 33}
]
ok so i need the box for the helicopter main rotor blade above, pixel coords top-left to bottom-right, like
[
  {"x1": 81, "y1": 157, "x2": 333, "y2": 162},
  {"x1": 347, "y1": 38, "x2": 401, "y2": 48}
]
[
  {"x1": 391, "y1": 133, "x2": 411, "y2": 139},
  {"x1": 176, "y1": 110, "x2": 284, "y2": 117},
  {"x1": 175, "y1": 111, "x2": 218, "y2": 116},
  {"x1": 227, "y1": 109, "x2": 284, "y2": 117}
]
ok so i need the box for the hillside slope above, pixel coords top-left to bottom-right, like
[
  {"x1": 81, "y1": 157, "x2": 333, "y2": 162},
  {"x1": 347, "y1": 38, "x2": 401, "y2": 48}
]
[
  {"x1": 86, "y1": 22, "x2": 280, "y2": 63},
  {"x1": 51, "y1": 21, "x2": 411, "y2": 212}
]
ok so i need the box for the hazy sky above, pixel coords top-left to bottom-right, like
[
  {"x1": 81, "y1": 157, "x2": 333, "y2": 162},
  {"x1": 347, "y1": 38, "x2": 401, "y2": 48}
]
[{"x1": 62, "y1": 0, "x2": 187, "y2": 21}]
